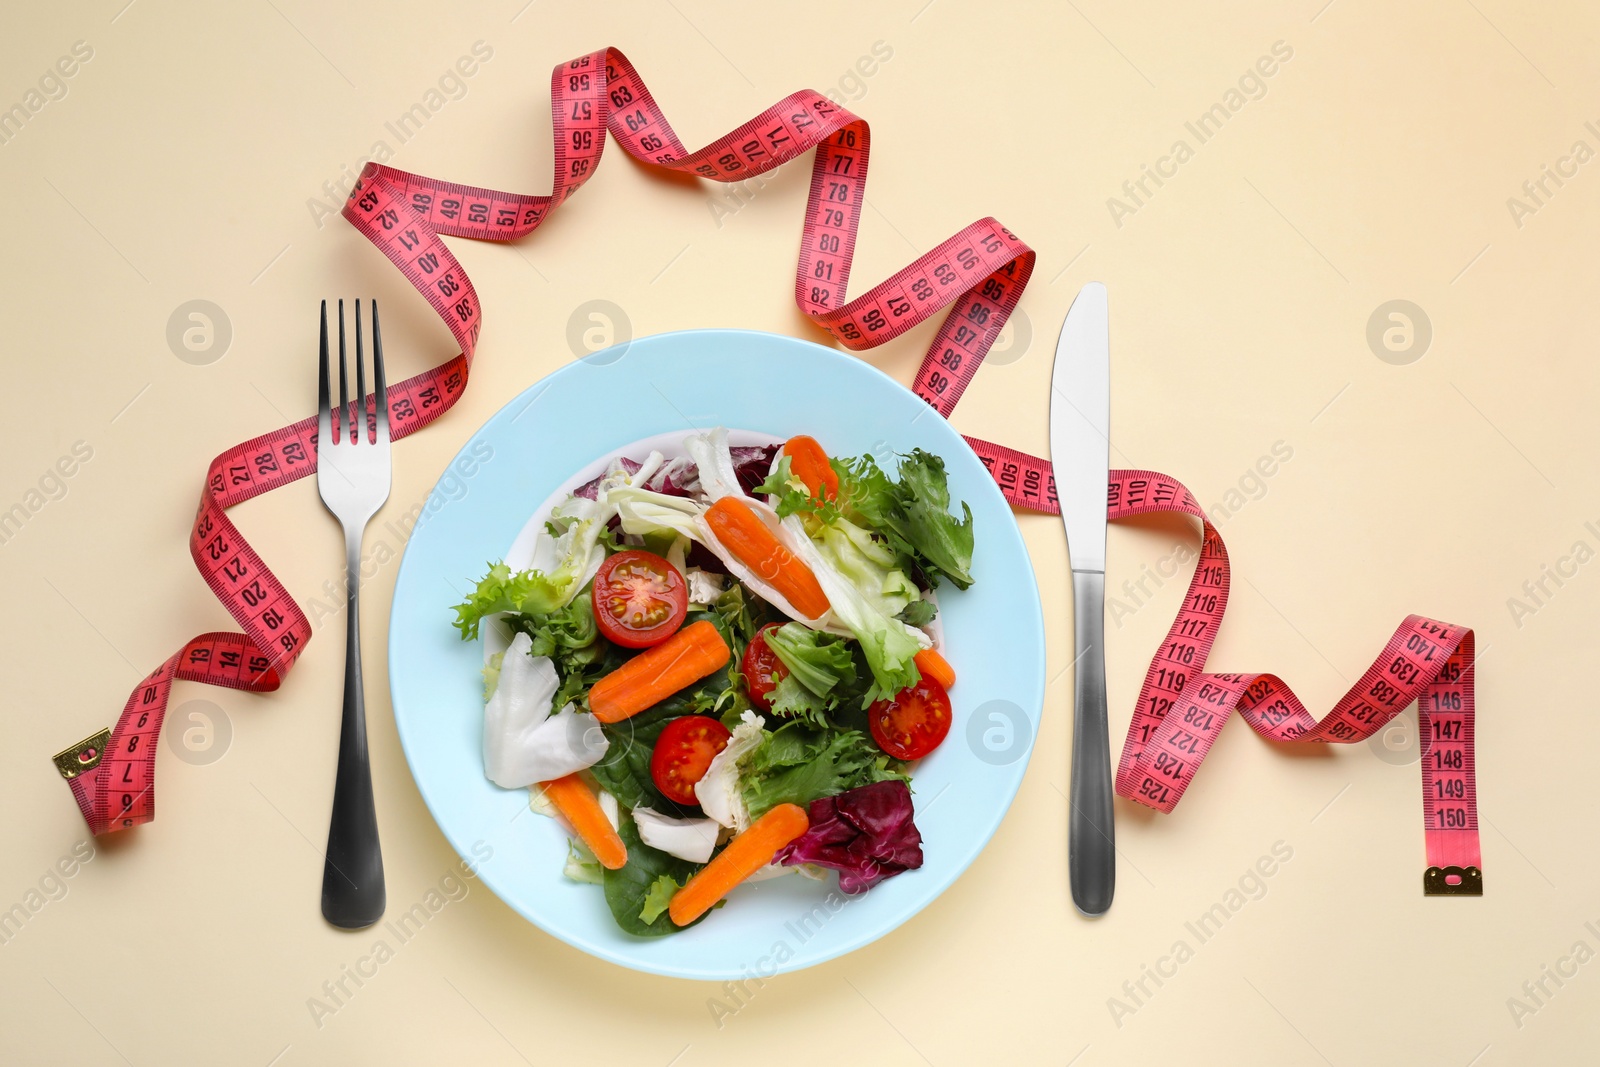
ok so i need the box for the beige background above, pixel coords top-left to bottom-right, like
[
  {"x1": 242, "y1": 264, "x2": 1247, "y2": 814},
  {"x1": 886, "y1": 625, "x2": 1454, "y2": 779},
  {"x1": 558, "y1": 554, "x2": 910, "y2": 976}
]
[{"x1": 2, "y1": 0, "x2": 1597, "y2": 1063}]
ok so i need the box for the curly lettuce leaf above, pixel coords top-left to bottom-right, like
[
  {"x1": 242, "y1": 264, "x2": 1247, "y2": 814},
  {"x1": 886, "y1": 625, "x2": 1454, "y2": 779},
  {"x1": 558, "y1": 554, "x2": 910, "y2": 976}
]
[
  {"x1": 833, "y1": 449, "x2": 975, "y2": 592},
  {"x1": 756, "y1": 455, "x2": 843, "y2": 525},
  {"x1": 708, "y1": 582, "x2": 765, "y2": 653},
  {"x1": 454, "y1": 563, "x2": 557, "y2": 639},
  {"x1": 740, "y1": 721, "x2": 907, "y2": 820},
  {"x1": 767, "y1": 673, "x2": 830, "y2": 728},
  {"x1": 506, "y1": 595, "x2": 597, "y2": 656}
]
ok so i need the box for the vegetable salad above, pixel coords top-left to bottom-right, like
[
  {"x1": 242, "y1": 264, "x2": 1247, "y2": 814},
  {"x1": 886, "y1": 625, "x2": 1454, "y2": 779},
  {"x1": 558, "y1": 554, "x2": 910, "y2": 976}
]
[{"x1": 452, "y1": 428, "x2": 974, "y2": 936}]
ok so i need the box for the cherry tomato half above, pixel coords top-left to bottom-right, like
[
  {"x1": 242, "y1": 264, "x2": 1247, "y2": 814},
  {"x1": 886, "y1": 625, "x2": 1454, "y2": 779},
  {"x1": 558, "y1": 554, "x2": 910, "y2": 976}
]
[
  {"x1": 868, "y1": 675, "x2": 953, "y2": 761},
  {"x1": 591, "y1": 549, "x2": 688, "y2": 648},
  {"x1": 650, "y1": 715, "x2": 733, "y2": 805},
  {"x1": 740, "y1": 623, "x2": 790, "y2": 711}
]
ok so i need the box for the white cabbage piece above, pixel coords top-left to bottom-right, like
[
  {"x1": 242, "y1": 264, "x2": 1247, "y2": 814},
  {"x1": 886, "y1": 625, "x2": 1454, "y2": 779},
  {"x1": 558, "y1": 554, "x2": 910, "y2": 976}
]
[
  {"x1": 516, "y1": 454, "x2": 677, "y2": 612},
  {"x1": 520, "y1": 492, "x2": 607, "y2": 613},
  {"x1": 483, "y1": 633, "x2": 610, "y2": 788},
  {"x1": 694, "y1": 710, "x2": 768, "y2": 832},
  {"x1": 597, "y1": 787, "x2": 619, "y2": 830},
  {"x1": 631, "y1": 806, "x2": 721, "y2": 864},
  {"x1": 609, "y1": 484, "x2": 704, "y2": 542},
  {"x1": 684, "y1": 426, "x2": 745, "y2": 501},
  {"x1": 684, "y1": 566, "x2": 725, "y2": 606},
  {"x1": 665, "y1": 534, "x2": 689, "y2": 576},
  {"x1": 528, "y1": 781, "x2": 557, "y2": 817},
  {"x1": 563, "y1": 838, "x2": 603, "y2": 884}
]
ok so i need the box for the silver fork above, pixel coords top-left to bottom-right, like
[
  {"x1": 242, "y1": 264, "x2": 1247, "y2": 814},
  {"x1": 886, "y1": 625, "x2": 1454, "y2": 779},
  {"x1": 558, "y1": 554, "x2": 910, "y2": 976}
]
[{"x1": 316, "y1": 299, "x2": 389, "y2": 929}]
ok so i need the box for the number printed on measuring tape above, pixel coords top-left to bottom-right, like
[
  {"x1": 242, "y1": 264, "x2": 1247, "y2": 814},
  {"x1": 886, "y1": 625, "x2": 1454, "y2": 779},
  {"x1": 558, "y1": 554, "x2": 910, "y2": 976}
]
[{"x1": 53, "y1": 47, "x2": 1037, "y2": 836}]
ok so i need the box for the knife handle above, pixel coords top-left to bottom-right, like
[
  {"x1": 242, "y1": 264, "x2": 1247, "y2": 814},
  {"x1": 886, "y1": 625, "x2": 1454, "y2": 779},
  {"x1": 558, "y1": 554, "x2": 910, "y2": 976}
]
[{"x1": 1069, "y1": 568, "x2": 1116, "y2": 916}]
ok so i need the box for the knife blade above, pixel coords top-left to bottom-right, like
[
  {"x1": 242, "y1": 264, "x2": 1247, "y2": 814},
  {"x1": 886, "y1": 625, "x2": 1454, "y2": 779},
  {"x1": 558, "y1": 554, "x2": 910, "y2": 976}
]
[{"x1": 1050, "y1": 281, "x2": 1115, "y2": 917}]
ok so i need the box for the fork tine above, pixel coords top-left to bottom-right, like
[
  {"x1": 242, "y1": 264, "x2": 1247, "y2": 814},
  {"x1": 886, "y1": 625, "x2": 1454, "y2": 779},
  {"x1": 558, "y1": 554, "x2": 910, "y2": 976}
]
[
  {"x1": 355, "y1": 298, "x2": 367, "y2": 444},
  {"x1": 372, "y1": 301, "x2": 388, "y2": 442},
  {"x1": 337, "y1": 299, "x2": 349, "y2": 443},
  {"x1": 318, "y1": 300, "x2": 332, "y2": 446}
]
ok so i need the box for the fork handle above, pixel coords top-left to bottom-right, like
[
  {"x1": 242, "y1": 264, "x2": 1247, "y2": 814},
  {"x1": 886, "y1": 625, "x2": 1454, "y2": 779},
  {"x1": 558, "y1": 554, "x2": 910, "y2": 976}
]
[{"x1": 321, "y1": 523, "x2": 386, "y2": 928}]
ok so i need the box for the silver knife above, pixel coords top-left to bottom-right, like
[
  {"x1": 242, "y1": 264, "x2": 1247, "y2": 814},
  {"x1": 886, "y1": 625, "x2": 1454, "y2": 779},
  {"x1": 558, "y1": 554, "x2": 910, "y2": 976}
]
[{"x1": 1050, "y1": 282, "x2": 1115, "y2": 917}]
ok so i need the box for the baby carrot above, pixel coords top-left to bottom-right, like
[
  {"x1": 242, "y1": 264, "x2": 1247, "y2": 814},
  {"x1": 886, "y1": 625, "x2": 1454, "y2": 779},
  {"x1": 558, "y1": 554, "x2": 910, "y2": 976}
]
[
  {"x1": 704, "y1": 497, "x2": 831, "y2": 619},
  {"x1": 588, "y1": 619, "x2": 730, "y2": 724},
  {"x1": 782, "y1": 435, "x2": 839, "y2": 501},
  {"x1": 541, "y1": 774, "x2": 627, "y2": 870},
  {"x1": 914, "y1": 647, "x2": 957, "y2": 689},
  {"x1": 669, "y1": 803, "x2": 810, "y2": 925}
]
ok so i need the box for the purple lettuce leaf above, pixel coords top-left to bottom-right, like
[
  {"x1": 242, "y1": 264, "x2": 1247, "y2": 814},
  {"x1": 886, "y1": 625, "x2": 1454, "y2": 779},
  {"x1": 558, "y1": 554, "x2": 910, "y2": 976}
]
[
  {"x1": 573, "y1": 456, "x2": 643, "y2": 500},
  {"x1": 645, "y1": 456, "x2": 698, "y2": 498},
  {"x1": 777, "y1": 779, "x2": 923, "y2": 894},
  {"x1": 730, "y1": 444, "x2": 781, "y2": 496}
]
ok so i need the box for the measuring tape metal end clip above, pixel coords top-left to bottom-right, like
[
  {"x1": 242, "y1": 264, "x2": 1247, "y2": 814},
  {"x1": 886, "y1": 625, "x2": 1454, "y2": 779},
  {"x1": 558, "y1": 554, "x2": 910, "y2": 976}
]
[
  {"x1": 53, "y1": 728, "x2": 111, "y2": 781},
  {"x1": 1424, "y1": 865, "x2": 1484, "y2": 897}
]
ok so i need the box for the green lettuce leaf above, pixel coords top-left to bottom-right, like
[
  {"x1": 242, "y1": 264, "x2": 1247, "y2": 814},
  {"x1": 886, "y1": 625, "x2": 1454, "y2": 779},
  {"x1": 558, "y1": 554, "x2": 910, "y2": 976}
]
[
  {"x1": 896, "y1": 599, "x2": 938, "y2": 627},
  {"x1": 896, "y1": 450, "x2": 975, "y2": 590},
  {"x1": 638, "y1": 873, "x2": 683, "y2": 925},
  {"x1": 814, "y1": 518, "x2": 921, "y2": 620},
  {"x1": 765, "y1": 623, "x2": 856, "y2": 697},
  {"x1": 740, "y1": 721, "x2": 907, "y2": 819},
  {"x1": 818, "y1": 578, "x2": 924, "y2": 703}
]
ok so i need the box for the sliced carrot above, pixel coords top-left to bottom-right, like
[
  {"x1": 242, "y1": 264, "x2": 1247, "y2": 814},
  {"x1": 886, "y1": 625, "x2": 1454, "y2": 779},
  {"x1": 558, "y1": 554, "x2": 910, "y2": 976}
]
[
  {"x1": 782, "y1": 435, "x2": 839, "y2": 501},
  {"x1": 669, "y1": 803, "x2": 810, "y2": 925},
  {"x1": 541, "y1": 774, "x2": 627, "y2": 870},
  {"x1": 588, "y1": 619, "x2": 730, "y2": 724},
  {"x1": 705, "y1": 497, "x2": 831, "y2": 619},
  {"x1": 914, "y1": 647, "x2": 957, "y2": 689}
]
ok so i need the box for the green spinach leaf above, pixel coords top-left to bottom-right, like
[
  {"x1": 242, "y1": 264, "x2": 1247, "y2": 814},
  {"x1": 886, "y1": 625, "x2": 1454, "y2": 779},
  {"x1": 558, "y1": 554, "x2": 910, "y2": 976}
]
[{"x1": 601, "y1": 810, "x2": 706, "y2": 937}]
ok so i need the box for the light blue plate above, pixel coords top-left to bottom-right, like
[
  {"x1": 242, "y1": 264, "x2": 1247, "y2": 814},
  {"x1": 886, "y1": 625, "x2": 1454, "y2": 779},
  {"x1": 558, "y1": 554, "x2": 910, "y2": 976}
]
[{"x1": 389, "y1": 329, "x2": 1045, "y2": 980}]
